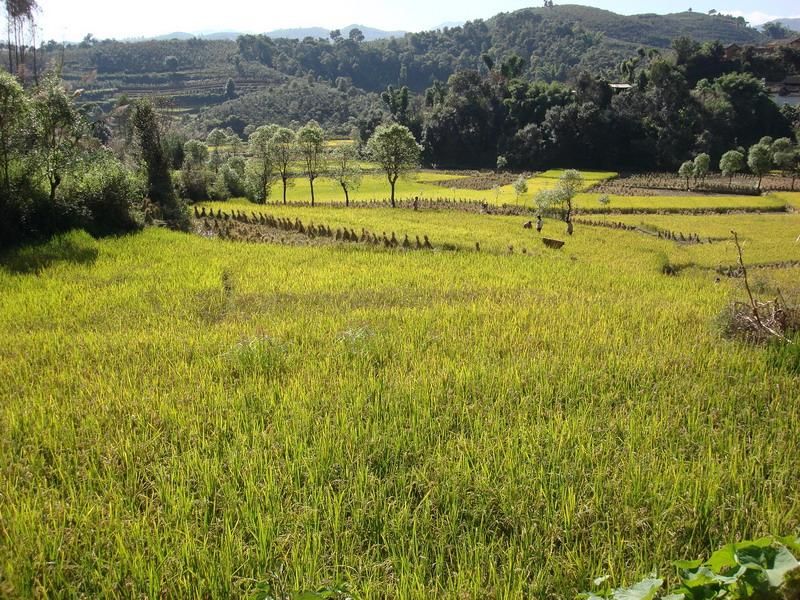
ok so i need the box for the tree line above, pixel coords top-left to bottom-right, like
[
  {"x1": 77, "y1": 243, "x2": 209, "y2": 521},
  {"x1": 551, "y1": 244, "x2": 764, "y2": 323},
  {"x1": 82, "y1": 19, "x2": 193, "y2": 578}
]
[{"x1": 177, "y1": 121, "x2": 421, "y2": 208}]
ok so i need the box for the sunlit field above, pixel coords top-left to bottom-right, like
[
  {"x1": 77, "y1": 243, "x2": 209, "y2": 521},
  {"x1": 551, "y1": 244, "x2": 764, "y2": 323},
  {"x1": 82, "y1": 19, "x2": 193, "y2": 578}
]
[
  {"x1": 1, "y1": 182, "x2": 799, "y2": 599},
  {"x1": 262, "y1": 170, "x2": 792, "y2": 214}
]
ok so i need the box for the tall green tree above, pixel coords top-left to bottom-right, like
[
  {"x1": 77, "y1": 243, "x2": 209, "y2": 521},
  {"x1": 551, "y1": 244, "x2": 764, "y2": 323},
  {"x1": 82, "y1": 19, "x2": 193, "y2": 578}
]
[
  {"x1": 678, "y1": 160, "x2": 695, "y2": 190},
  {"x1": 367, "y1": 123, "x2": 420, "y2": 208},
  {"x1": 246, "y1": 125, "x2": 278, "y2": 204},
  {"x1": 692, "y1": 153, "x2": 710, "y2": 185},
  {"x1": 328, "y1": 144, "x2": 362, "y2": 206},
  {"x1": 30, "y1": 75, "x2": 86, "y2": 202},
  {"x1": 0, "y1": 71, "x2": 28, "y2": 199},
  {"x1": 719, "y1": 149, "x2": 744, "y2": 186},
  {"x1": 747, "y1": 142, "x2": 772, "y2": 190},
  {"x1": 296, "y1": 120, "x2": 325, "y2": 206},
  {"x1": 132, "y1": 98, "x2": 187, "y2": 228},
  {"x1": 270, "y1": 127, "x2": 296, "y2": 204},
  {"x1": 534, "y1": 169, "x2": 583, "y2": 234}
]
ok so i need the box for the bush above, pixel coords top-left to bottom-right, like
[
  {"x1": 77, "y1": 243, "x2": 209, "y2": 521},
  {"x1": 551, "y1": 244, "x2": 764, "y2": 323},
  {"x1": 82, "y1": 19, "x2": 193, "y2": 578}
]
[
  {"x1": 180, "y1": 167, "x2": 211, "y2": 201},
  {"x1": 60, "y1": 155, "x2": 145, "y2": 236}
]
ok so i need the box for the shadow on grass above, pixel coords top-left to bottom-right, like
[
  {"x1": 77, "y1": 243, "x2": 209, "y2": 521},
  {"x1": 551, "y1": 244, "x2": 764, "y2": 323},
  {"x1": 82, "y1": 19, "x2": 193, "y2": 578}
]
[{"x1": 0, "y1": 230, "x2": 100, "y2": 274}]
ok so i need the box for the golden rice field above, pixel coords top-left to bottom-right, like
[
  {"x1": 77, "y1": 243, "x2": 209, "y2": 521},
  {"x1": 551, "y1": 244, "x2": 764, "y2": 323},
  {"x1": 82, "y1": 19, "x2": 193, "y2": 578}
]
[{"x1": 1, "y1": 178, "x2": 799, "y2": 599}]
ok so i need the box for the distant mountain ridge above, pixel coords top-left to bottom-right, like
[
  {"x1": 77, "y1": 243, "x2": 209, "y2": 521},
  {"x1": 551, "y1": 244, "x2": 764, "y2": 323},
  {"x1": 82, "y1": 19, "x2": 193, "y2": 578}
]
[
  {"x1": 130, "y1": 7, "x2": 771, "y2": 47},
  {"x1": 141, "y1": 25, "x2": 406, "y2": 43},
  {"x1": 764, "y1": 18, "x2": 800, "y2": 33}
]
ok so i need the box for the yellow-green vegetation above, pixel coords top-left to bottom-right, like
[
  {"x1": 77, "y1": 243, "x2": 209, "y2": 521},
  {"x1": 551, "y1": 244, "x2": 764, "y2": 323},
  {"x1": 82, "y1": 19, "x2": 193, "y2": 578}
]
[
  {"x1": 1, "y1": 192, "x2": 799, "y2": 597},
  {"x1": 261, "y1": 170, "x2": 792, "y2": 213},
  {"x1": 612, "y1": 212, "x2": 800, "y2": 268},
  {"x1": 574, "y1": 193, "x2": 788, "y2": 213}
]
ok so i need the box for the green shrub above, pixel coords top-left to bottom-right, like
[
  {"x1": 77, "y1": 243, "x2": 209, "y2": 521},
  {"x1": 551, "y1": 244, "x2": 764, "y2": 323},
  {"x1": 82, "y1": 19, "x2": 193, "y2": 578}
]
[{"x1": 60, "y1": 154, "x2": 145, "y2": 236}]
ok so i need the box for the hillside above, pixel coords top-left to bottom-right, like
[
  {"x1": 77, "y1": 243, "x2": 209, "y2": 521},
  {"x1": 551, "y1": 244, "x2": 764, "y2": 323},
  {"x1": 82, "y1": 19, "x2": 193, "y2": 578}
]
[
  {"x1": 44, "y1": 4, "x2": 770, "y2": 134},
  {"x1": 768, "y1": 18, "x2": 800, "y2": 33},
  {"x1": 510, "y1": 5, "x2": 765, "y2": 47}
]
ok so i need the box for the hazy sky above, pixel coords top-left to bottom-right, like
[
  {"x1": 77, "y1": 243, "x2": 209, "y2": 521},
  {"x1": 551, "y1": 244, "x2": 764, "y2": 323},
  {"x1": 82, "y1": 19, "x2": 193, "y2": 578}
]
[{"x1": 31, "y1": 0, "x2": 800, "y2": 41}]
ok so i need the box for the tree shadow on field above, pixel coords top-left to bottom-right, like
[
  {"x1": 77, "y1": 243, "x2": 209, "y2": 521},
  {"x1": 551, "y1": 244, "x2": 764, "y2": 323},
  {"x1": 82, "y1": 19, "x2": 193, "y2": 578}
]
[{"x1": 0, "y1": 230, "x2": 99, "y2": 274}]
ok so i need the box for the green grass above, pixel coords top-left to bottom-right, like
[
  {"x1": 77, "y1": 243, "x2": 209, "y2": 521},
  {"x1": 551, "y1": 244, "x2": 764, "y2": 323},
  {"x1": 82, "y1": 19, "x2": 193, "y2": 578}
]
[{"x1": 1, "y1": 203, "x2": 799, "y2": 597}]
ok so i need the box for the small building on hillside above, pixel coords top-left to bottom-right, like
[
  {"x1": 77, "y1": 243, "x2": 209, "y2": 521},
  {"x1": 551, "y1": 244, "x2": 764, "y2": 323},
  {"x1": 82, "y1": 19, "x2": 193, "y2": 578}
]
[{"x1": 724, "y1": 43, "x2": 742, "y2": 60}]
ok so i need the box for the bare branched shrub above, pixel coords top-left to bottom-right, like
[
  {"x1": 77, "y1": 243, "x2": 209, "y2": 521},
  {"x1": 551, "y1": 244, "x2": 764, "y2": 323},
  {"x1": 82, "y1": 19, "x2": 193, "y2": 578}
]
[{"x1": 723, "y1": 231, "x2": 798, "y2": 345}]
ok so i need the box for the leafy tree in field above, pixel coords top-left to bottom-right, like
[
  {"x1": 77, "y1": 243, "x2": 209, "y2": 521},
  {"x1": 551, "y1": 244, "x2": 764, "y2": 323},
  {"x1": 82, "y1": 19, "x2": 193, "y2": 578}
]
[
  {"x1": 719, "y1": 149, "x2": 745, "y2": 185},
  {"x1": 31, "y1": 75, "x2": 87, "y2": 201},
  {"x1": 181, "y1": 139, "x2": 210, "y2": 200},
  {"x1": 771, "y1": 137, "x2": 795, "y2": 184},
  {"x1": 206, "y1": 128, "x2": 226, "y2": 149},
  {"x1": 496, "y1": 155, "x2": 508, "y2": 172},
  {"x1": 513, "y1": 175, "x2": 528, "y2": 201},
  {"x1": 206, "y1": 128, "x2": 227, "y2": 171},
  {"x1": 296, "y1": 120, "x2": 325, "y2": 206},
  {"x1": 0, "y1": 71, "x2": 28, "y2": 199},
  {"x1": 678, "y1": 160, "x2": 695, "y2": 190},
  {"x1": 534, "y1": 169, "x2": 583, "y2": 234},
  {"x1": 366, "y1": 123, "x2": 420, "y2": 208},
  {"x1": 773, "y1": 147, "x2": 798, "y2": 190},
  {"x1": 246, "y1": 124, "x2": 278, "y2": 204},
  {"x1": 328, "y1": 144, "x2": 362, "y2": 206},
  {"x1": 692, "y1": 152, "x2": 710, "y2": 185},
  {"x1": 747, "y1": 142, "x2": 772, "y2": 190},
  {"x1": 183, "y1": 139, "x2": 208, "y2": 169},
  {"x1": 226, "y1": 133, "x2": 243, "y2": 157},
  {"x1": 270, "y1": 127, "x2": 296, "y2": 204},
  {"x1": 132, "y1": 98, "x2": 187, "y2": 229}
]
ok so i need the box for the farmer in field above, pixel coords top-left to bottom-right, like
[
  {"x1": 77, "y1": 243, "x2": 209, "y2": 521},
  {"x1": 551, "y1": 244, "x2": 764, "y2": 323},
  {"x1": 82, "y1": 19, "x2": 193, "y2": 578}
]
[{"x1": 536, "y1": 215, "x2": 543, "y2": 233}]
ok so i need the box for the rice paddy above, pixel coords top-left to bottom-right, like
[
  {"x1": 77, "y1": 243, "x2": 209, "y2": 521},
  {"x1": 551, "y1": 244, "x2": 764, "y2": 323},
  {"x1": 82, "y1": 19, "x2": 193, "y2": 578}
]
[{"x1": 1, "y1": 176, "x2": 799, "y2": 599}]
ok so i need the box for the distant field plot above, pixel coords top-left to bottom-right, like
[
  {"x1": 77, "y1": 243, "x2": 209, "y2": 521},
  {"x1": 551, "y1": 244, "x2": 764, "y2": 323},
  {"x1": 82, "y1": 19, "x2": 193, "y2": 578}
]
[
  {"x1": 612, "y1": 212, "x2": 800, "y2": 268},
  {"x1": 574, "y1": 192, "x2": 789, "y2": 214},
  {"x1": 266, "y1": 170, "x2": 616, "y2": 206},
  {"x1": 258, "y1": 171, "x2": 789, "y2": 214}
]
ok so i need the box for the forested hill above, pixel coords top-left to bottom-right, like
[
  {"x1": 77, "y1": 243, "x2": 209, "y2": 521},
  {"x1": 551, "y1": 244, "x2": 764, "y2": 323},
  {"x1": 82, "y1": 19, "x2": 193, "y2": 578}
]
[
  {"x1": 46, "y1": 4, "x2": 768, "y2": 134},
  {"x1": 503, "y1": 5, "x2": 765, "y2": 47}
]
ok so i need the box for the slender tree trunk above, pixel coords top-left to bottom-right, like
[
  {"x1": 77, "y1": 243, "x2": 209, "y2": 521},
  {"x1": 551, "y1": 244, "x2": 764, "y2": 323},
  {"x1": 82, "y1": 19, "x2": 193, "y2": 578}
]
[
  {"x1": 7, "y1": 21, "x2": 13, "y2": 74},
  {"x1": 282, "y1": 176, "x2": 287, "y2": 204},
  {"x1": 342, "y1": 183, "x2": 349, "y2": 207},
  {"x1": 390, "y1": 175, "x2": 396, "y2": 208},
  {"x1": 310, "y1": 178, "x2": 315, "y2": 207},
  {"x1": 32, "y1": 26, "x2": 37, "y2": 85}
]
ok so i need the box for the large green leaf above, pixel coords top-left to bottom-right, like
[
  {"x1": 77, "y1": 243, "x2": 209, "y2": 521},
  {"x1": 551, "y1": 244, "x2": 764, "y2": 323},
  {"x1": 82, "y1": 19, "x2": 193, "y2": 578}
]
[
  {"x1": 765, "y1": 545, "x2": 800, "y2": 587},
  {"x1": 706, "y1": 544, "x2": 737, "y2": 574},
  {"x1": 612, "y1": 578, "x2": 663, "y2": 600}
]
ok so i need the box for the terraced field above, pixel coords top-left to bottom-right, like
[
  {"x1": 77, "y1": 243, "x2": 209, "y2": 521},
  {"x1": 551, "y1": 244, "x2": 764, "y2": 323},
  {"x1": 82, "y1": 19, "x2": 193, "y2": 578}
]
[{"x1": 1, "y1": 179, "x2": 798, "y2": 599}]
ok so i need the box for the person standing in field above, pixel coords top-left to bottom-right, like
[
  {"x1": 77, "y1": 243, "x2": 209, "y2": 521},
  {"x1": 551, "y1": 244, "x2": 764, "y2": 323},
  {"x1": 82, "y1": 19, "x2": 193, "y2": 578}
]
[{"x1": 536, "y1": 215, "x2": 543, "y2": 233}]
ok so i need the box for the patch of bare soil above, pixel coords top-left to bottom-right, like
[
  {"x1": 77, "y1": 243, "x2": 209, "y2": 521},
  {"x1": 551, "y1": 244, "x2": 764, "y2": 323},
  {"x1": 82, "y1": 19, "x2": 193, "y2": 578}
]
[{"x1": 433, "y1": 171, "x2": 535, "y2": 190}]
